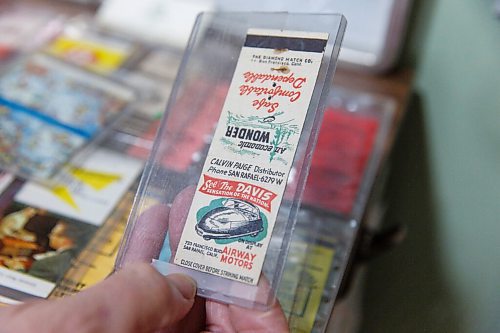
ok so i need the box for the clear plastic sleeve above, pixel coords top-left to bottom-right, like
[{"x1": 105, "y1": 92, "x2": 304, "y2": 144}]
[{"x1": 116, "y1": 12, "x2": 346, "y2": 310}]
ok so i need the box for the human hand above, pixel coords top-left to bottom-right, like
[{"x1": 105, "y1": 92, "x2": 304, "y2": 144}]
[
  {"x1": 121, "y1": 186, "x2": 290, "y2": 333},
  {"x1": 0, "y1": 187, "x2": 289, "y2": 333},
  {"x1": 0, "y1": 203, "x2": 196, "y2": 333},
  {"x1": 0, "y1": 263, "x2": 197, "y2": 333}
]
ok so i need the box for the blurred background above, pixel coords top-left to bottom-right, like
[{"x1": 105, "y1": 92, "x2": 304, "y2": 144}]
[
  {"x1": 0, "y1": 0, "x2": 499, "y2": 332},
  {"x1": 362, "y1": 1, "x2": 500, "y2": 332}
]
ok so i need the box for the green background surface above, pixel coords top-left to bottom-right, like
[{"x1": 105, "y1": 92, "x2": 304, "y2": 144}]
[{"x1": 361, "y1": 0, "x2": 500, "y2": 332}]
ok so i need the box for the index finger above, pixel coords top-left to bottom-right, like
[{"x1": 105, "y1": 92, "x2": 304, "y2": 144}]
[
  {"x1": 120, "y1": 186, "x2": 196, "y2": 266},
  {"x1": 120, "y1": 204, "x2": 170, "y2": 265}
]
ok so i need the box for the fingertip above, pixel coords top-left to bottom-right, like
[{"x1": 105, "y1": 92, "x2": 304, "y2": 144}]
[
  {"x1": 170, "y1": 186, "x2": 196, "y2": 222},
  {"x1": 169, "y1": 186, "x2": 196, "y2": 251},
  {"x1": 121, "y1": 204, "x2": 170, "y2": 265}
]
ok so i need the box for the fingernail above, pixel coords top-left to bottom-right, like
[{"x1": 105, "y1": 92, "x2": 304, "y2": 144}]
[{"x1": 167, "y1": 274, "x2": 197, "y2": 300}]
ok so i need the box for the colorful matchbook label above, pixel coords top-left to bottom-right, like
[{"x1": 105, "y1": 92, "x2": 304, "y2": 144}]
[{"x1": 174, "y1": 29, "x2": 328, "y2": 285}]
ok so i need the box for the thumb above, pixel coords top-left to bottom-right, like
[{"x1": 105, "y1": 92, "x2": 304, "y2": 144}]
[{"x1": 0, "y1": 263, "x2": 197, "y2": 333}]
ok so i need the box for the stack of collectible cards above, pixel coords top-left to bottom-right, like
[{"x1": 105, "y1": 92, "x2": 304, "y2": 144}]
[
  {"x1": 0, "y1": 0, "x2": 174, "y2": 306},
  {"x1": 0, "y1": 148, "x2": 142, "y2": 302},
  {"x1": 0, "y1": 53, "x2": 134, "y2": 180}
]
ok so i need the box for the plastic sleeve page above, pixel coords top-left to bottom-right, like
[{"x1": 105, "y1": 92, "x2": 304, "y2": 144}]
[{"x1": 173, "y1": 29, "x2": 329, "y2": 285}]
